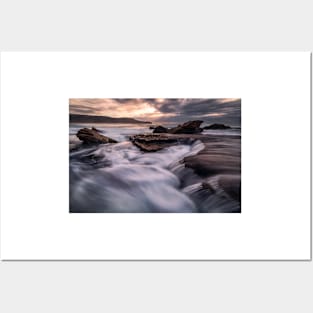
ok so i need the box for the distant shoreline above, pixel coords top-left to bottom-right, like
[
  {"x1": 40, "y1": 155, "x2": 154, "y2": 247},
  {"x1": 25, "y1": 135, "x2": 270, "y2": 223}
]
[{"x1": 69, "y1": 114, "x2": 151, "y2": 124}]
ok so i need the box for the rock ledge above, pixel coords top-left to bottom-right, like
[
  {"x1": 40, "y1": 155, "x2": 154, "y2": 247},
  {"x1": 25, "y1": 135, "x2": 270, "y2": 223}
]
[{"x1": 76, "y1": 128, "x2": 118, "y2": 144}]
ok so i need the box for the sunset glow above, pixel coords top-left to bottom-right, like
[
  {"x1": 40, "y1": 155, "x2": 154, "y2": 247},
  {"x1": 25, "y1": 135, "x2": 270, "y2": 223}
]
[{"x1": 69, "y1": 98, "x2": 241, "y2": 125}]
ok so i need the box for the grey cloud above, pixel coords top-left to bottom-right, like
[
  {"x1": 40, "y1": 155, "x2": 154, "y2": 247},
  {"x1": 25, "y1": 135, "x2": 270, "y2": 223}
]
[
  {"x1": 69, "y1": 98, "x2": 241, "y2": 126},
  {"x1": 147, "y1": 98, "x2": 241, "y2": 126}
]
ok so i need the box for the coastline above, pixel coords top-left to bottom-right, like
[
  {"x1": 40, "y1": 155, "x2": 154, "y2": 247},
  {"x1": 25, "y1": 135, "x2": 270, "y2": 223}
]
[{"x1": 69, "y1": 122, "x2": 241, "y2": 213}]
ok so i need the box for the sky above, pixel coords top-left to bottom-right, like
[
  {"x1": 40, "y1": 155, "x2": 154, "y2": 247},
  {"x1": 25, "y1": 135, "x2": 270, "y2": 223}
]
[{"x1": 69, "y1": 98, "x2": 241, "y2": 126}]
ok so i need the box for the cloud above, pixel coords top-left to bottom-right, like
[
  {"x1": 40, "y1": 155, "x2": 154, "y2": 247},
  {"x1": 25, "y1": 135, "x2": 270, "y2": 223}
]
[
  {"x1": 144, "y1": 98, "x2": 241, "y2": 125},
  {"x1": 69, "y1": 98, "x2": 241, "y2": 126}
]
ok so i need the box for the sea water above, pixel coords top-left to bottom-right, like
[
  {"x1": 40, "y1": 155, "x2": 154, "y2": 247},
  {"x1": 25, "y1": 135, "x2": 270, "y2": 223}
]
[{"x1": 69, "y1": 123, "x2": 240, "y2": 213}]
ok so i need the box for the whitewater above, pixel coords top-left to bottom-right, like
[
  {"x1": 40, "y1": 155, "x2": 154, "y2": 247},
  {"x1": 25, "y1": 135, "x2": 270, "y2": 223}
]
[{"x1": 69, "y1": 123, "x2": 240, "y2": 213}]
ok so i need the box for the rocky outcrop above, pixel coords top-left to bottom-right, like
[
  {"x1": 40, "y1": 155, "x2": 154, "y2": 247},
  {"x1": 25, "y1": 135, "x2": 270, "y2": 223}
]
[
  {"x1": 151, "y1": 121, "x2": 232, "y2": 134},
  {"x1": 169, "y1": 120, "x2": 203, "y2": 134},
  {"x1": 217, "y1": 174, "x2": 241, "y2": 203},
  {"x1": 91, "y1": 126, "x2": 101, "y2": 132},
  {"x1": 153, "y1": 125, "x2": 168, "y2": 133},
  {"x1": 76, "y1": 128, "x2": 118, "y2": 144},
  {"x1": 130, "y1": 134, "x2": 177, "y2": 152},
  {"x1": 203, "y1": 123, "x2": 231, "y2": 130},
  {"x1": 183, "y1": 135, "x2": 240, "y2": 182},
  {"x1": 181, "y1": 134, "x2": 241, "y2": 213},
  {"x1": 130, "y1": 134, "x2": 199, "y2": 152}
]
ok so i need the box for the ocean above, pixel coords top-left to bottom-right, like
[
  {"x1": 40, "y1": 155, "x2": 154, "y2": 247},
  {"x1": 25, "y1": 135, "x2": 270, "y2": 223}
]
[{"x1": 69, "y1": 123, "x2": 241, "y2": 213}]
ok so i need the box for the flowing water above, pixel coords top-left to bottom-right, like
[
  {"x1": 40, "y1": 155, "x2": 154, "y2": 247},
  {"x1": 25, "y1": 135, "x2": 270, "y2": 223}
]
[{"x1": 69, "y1": 123, "x2": 241, "y2": 213}]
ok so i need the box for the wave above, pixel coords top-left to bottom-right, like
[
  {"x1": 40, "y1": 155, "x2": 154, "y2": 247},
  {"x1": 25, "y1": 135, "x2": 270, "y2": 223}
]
[
  {"x1": 70, "y1": 140, "x2": 205, "y2": 213},
  {"x1": 182, "y1": 175, "x2": 241, "y2": 213}
]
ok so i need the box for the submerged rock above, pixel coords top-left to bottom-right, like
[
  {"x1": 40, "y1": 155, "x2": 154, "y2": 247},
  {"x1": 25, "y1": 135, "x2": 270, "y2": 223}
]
[
  {"x1": 76, "y1": 128, "x2": 118, "y2": 144},
  {"x1": 216, "y1": 174, "x2": 241, "y2": 202},
  {"x1": 203, "y1": 123, "x2": 231, "y2": 130},
  {"x1": 182, "y1": 174, "x2": 241, "y2": 213},
  {"x1": 169, "y1": 120, "x2": 203, "y2": 134},
  {"x1": 153, "y1": 125, "x2": 168, "y2": 133},
  {"x1": 181, "y1": 134, "x2": 241, "y2": 212}
]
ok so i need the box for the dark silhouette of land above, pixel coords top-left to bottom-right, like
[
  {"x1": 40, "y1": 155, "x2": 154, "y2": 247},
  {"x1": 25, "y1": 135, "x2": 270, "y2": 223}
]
[{"x1": 70, "y1": 114, "x2": 151, "y2": 124}]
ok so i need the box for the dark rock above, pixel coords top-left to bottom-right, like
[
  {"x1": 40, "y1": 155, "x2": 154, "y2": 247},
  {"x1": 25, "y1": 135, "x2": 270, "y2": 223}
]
[
  {"x1": 130, "y1": 134, "x2": 177, "y2": 152},
  {"x1": 149, "y1": 125, "x2": 156, "y2": 129},
  {"x1": 129, "y1": 134, "x2": 199, "y2": 152},
  {"x1": 183, "y1": 136, "x2": 240, "y2": 179},
  {"x1": 218, "y1": 174, "x2": 241, "y2": 202},
  {"x1": 91, "y1": 126, "x2": 101, "y2": 132},
  {"x1": 202, "y1": 182, "x2": 215, "y2": 193},
  {"x1": 203, "y1": 123, "x2": 231, "y2": 130},
  {"x1": 70, "y1": 142, "x2": 83, "y2": 152},
  {"x1": 169, "y1": 120, "x2": 203, "y2": 134},
  {"x1": 76, "y1": 128, "x2": 118, "y2": 144},
  {"x1": 153, "y1": 125, "x2": 168, "y2": 133}
]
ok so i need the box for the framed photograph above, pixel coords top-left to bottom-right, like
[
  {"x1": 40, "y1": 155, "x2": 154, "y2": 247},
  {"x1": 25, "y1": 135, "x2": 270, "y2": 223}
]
[
  {"x1": 0, "y1": 52, "x2": 310, "y2": 260},
  {"x1": 69, "y1": 98, "x2": 241, "y2": 213}
]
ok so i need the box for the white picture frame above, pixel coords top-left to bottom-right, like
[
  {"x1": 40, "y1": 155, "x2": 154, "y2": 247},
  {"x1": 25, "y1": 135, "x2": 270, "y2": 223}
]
[{"x1": 0, "y1": 52, "x2": 311, "y2": 260}]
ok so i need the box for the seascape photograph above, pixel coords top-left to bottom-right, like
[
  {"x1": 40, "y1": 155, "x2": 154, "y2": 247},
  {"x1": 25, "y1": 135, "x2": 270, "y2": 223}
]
[{"x1": 69, "y1": 98, "x2": 241, "y2": 213}]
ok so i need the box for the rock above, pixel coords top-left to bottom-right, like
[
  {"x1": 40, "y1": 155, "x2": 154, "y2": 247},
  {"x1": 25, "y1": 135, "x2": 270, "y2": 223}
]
[
  {"x1": 153, "y1": 125, "x2": 168, "y2": 133},
  {"x1": 203, "y1": 123, "x2": 231, "y2": 130},
  {"x1": 91, "y1": 126, "x2": 101, "y2": 132},
  {"x1": 183, "y1": 136, "x2": 240, "y2": 179},
  {"x1": 169, "y1": 120, "x2": 203, "y2": 134},
  {"x1": 218, "y1": 174, "x2": 241, "y2": 202},
  {"x1": 130, "y1": 134, "x2": 177, "y2": 152},
  {"x1": 149, "y1": 125, "x2": 156, "y2": 129},
  {"x1": 130, "y1": 134, "x2": 198, "y2": 152},
  {"x1": 76, "y1": 128, "x2": 118, "y2": 144},
  {"x1": 70, "y1": 142, "x2": 83, "y2": 152}
]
